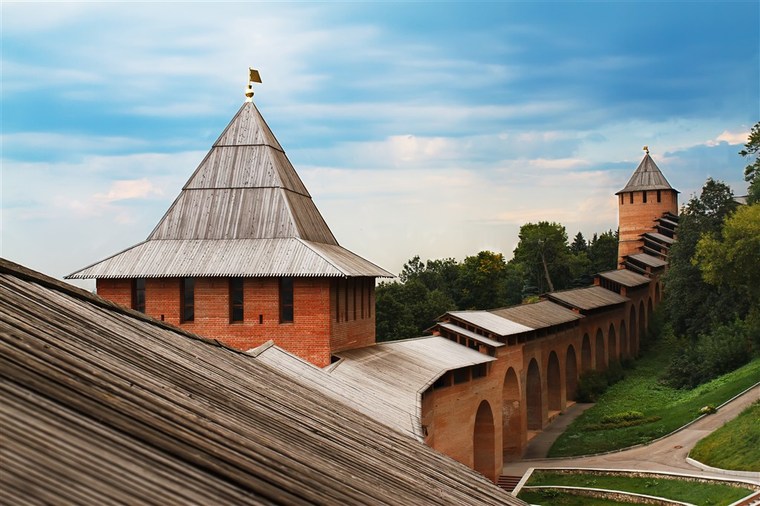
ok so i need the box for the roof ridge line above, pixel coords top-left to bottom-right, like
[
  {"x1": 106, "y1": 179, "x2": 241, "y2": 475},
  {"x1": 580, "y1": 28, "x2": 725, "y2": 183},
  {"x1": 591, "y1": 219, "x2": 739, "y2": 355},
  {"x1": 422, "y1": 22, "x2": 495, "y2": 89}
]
[{"x1": 295, "y1": 238, "x2": 350, "y2": 277}]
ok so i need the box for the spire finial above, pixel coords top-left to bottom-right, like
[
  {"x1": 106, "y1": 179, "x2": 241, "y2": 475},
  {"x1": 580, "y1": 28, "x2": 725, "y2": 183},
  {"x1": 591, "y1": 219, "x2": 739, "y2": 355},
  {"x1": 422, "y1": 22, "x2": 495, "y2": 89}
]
[
  {"x1": 643, "y1": 145, "x2": 649, "y2": 154},
  {"x1": 245, "y1": 67, "x2": 262, "y2": 102}
]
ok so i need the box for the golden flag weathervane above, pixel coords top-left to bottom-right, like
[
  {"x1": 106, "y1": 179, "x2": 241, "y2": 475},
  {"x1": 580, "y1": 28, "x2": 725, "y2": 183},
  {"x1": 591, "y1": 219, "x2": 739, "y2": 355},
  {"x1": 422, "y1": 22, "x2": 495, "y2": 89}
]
[{"x1": 245, "y1": 67, "x2": 262, "y2": 101}]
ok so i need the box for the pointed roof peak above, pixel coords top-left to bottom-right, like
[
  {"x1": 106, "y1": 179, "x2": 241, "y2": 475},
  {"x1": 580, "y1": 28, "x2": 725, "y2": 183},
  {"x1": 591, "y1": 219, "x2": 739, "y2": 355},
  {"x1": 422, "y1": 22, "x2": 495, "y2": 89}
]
[{"x1": 616, "y1": 149, "x2": 677, "y2": 195}]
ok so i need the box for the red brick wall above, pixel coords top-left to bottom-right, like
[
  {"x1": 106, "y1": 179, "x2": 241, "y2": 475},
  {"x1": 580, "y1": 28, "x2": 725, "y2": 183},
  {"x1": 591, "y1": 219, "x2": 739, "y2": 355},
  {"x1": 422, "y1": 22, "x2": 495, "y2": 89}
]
[
  {"x1": 330, "y1": 277, "x2": 376, "y2": 352},
  {"x1": 618, "y1": 189, "x2": 678, "y2": 264},
  {"x1": 97, "y1": 276, "x2": 378, "y2": 367}
]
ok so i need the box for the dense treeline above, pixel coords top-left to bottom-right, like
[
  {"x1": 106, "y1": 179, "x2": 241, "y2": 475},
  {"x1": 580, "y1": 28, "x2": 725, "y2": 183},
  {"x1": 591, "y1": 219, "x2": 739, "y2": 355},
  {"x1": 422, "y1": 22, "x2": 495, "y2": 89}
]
[
  {"x1": 661, "y1": 122, "x2": 760, "y2": 388},
  {"x1": 375, "y1": 224, "x2": 618, "y2": 342}
]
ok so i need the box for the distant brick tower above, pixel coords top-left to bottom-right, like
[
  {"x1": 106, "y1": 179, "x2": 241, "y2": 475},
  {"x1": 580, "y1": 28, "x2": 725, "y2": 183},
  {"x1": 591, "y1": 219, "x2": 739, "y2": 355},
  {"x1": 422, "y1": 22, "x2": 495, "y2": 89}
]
[{"x1": 616, "y1": 148, "x2": 679, "y2": 268}]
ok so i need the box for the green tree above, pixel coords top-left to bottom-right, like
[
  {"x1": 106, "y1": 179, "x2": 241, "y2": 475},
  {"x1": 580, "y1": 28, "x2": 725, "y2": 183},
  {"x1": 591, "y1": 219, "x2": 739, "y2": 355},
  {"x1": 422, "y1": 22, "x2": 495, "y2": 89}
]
[
  {"x1": 739, "y1": 121, "x2": 760, "y2": 204},
  {"x1": 664, "y1": 178, "x2": 740, "y2": 340},
  {"x1": 694, "y1": 203, "x2": 760, "y2": 343},
  {"x1": 457, "y1": 251, "x2": 510, "y2": 309},
  {"x1": 588, "y1": 229, "x2": 619, "y2": 273},
  {"x1": 512, "y1": 221, "x2": 571, "y2": 293},
  {"x1": 570, "y1": 232, "x2": 588, "y2": 254}
]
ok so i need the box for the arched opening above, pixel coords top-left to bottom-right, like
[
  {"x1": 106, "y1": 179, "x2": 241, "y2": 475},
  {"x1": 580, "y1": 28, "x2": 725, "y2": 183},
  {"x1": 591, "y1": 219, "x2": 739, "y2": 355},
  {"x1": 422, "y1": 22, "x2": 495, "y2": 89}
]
[
  {"x1": 595, "y1": 328, "x2": 606, "y2": 370},
  {"x1": 473, "y1": 400, "x2": 496, "y2": 482},
  {"x1": 620, "y1": 320, "x2": 628, "y2": 360},
  {"x1": 565, "y1": 345, "x2": 578, "y2": 401},
  {"x1": 608, "y1": 323, "x2": 618, "y2": 364},
  {"x1": 638, "y1": 300, "x2": 646, "y2": 355},
  {"x1": 581, "y1": 333, "x2": 592, "y2": 372},
  {"x1": 547, "y1": 351, "x2": 562, "y2": 412},
  {"x1": 647, "y1": 297, "x2": 654, "y2": 334},
  {"x1": 629, "y1": 305, "x2": 637, "y2": 356},
  {"x1": 526, "y1": 359, "x2": 543, "y2": 431},
  {"x1": 655, "y1": 282, "x2": 661, "y2": 304},
  {"x1": 502, "y1": 368, "x2": 521, "y2": 461}
]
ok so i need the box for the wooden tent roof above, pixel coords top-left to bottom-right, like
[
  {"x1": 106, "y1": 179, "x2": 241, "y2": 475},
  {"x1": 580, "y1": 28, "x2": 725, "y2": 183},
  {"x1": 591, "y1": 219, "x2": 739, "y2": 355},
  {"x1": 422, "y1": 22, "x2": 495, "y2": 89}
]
[
  {"x1": 0, "y1": 258, "x2": 521, "y2": 505},
  {"x1": 616, "y1": 153, "x2": 678, "y2": 194},
  {"x1": 67, "y1": 101, "x2": 392, "y2": 279}
]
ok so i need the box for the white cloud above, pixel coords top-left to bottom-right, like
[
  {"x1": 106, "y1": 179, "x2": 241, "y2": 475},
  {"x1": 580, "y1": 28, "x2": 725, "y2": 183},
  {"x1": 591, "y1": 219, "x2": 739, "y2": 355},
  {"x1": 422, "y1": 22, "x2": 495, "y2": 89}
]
[
  {"x1": 705, "y1": 129, "x2": 749, "y2": 147},
  {"x1": 94, "y1": 179, "x2": 164, "y2": 203}
]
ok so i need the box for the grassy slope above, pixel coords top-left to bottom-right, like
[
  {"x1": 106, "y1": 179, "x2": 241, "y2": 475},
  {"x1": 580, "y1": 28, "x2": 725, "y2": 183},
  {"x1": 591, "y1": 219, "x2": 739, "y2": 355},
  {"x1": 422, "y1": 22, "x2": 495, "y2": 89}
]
[
  {"x1": 525, "y1": 470, "x2": 753, "y2": 506},
  {"x1": 549, "y1": 337, "x2": 760, "y2": 457},
  {"x1": 689, "y1": 401, "x2": 760, "y2": 471},
  {"x1": 518, "y1": 489, "x2": 636, "y2": 505}
]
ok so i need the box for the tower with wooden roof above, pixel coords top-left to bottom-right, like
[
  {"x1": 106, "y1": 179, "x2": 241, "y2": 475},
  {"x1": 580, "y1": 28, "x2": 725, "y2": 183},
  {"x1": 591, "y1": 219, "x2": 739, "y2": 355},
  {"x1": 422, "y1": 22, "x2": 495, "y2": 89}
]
[
  {"x1": 615, "y1": 148, "x2": 679, "y2": 269},
  {"x1": 68, "y1": 70, "x2": 392, "y2": 367}
]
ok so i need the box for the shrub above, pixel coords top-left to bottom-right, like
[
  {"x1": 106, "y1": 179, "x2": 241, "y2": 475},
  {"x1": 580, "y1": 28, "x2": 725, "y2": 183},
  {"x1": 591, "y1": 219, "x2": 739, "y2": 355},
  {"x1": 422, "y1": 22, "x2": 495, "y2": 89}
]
[
  {"x1": 600, "y1": 411, "x2": 644, "y2": 424},
  {"x1": 663, "y1": 319, "x2": 752, "y2": 389},
  {"x1": 575, "y1": 370, "x2": 608, "y2": 402}
]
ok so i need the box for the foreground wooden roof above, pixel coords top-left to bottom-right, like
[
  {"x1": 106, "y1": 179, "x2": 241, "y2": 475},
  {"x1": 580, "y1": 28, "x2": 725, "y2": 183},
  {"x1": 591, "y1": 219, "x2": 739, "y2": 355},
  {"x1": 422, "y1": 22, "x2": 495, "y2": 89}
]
[
  {"x1": 67, "y1": 100, "x2": 392, "y2": 279},
  {"x1": 1, "y1": 258, "x2": 522, "y2": 505}
]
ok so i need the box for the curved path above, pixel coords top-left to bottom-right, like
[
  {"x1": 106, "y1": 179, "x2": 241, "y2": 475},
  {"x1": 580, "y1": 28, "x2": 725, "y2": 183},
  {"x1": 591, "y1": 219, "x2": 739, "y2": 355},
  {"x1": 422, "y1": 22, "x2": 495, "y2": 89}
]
[{"x1": 502, "y1": 384, "x2": 760, "y2": 484}]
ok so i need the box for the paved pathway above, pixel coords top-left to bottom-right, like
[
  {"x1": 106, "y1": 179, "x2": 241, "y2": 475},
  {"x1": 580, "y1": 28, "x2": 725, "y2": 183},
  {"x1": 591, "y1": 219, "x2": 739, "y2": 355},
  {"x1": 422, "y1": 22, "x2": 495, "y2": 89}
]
[{"x1": 503, "y1": 384, "x2": 760, "y2": 484}]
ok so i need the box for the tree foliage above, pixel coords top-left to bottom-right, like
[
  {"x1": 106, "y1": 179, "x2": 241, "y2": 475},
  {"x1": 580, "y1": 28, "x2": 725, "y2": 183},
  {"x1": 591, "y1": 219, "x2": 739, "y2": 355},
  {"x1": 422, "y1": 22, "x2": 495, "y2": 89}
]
[
  {"x1": 512, "y1": 221, "x2": 571, "y2": 293},
  {"x1": 375, "y1": 224, "x2": 622, "y2": 341},
  {"x1": 663, "y1": 178, "x2": 740, "y2": 340},
  {"x1": 740, "y1": 121, "x2": 760, "y2": 204}
]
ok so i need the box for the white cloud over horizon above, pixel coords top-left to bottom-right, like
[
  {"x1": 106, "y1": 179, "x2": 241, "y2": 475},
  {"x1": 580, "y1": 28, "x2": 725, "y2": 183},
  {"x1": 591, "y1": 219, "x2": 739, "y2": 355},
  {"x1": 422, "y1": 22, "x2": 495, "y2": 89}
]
[{"x1": 2, "y1": 1, "x2": 757, "y2": 285}]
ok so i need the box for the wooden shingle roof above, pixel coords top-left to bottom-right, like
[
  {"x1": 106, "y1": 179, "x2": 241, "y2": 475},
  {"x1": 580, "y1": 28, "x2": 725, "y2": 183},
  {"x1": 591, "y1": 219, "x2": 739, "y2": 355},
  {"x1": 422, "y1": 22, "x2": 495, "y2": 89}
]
[
  {"x1": 67, "y1": 100, "x2": 392, "y2": 279},
  {"x1": 616, "y1": 153, "x2": 677, "y2": 194},
  {"x1": 0, "y1": 258, "x2": 521, "y2": 505},
  {"x1": 547, "y1": 285, "x2": 629, "y2": 311},
  {"x1": 489, "y1": 300, "x2": 583, "y2": 329}
]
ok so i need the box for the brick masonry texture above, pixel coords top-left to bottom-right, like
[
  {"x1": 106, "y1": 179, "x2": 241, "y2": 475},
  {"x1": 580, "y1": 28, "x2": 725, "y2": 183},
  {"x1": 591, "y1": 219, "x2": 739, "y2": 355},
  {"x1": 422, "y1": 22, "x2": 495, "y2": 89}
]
[{"x1": 97, "y1": 276, "x2": 376, "y2": 367}]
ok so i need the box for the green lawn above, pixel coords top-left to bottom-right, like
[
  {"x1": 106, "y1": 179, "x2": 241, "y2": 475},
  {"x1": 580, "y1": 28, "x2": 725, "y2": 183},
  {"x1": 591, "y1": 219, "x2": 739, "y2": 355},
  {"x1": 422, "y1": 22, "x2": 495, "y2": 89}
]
[
  {"x1": 524, "y1": 470, "x2": 754, "y2": 506},
  {"x1": 518, "y1": 489, "x2": 637, "y2": 505},
  {"x1": 689, "y1": 400, "x2": 760, "y2": 471},
  {"x1": 549, "y1": 338, "x2": 760, "y2": 457}
]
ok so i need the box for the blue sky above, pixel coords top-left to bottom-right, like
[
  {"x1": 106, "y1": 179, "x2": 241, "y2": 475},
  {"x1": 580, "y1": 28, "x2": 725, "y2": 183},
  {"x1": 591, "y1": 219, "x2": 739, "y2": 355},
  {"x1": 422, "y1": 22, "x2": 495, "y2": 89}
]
[{"x1": 2, "y1": 1, "x2": 758, "y2": 289}]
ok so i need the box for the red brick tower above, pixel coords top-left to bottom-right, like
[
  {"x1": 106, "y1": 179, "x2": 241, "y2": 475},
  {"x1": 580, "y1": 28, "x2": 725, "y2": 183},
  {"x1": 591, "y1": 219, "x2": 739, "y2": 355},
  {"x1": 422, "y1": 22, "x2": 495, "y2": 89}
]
[
  {"x1": 616, "y1": 148, "x2": 679, "y2": 268},
  {"x1": 67, "y1": 71, "x2": 392, "y2": 366}
]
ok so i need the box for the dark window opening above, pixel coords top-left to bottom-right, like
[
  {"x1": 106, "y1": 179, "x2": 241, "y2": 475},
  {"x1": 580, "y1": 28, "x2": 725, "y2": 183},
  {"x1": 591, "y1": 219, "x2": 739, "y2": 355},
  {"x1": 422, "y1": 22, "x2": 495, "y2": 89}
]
[
  {"x1": 643, "y1": 191, "x2": 647, "y2": 203},
  {"x1": 230, "y1": 277, "x2": 244, "y2": 323},
  {"x1": 657, "y1": 190, "x2": 662, "y2": 202},
  {"x1": 131, "y1": 278, "x2": 146, "y2": 313},
  {"x1": 620, "y1": 194, "x2": 624, "y2": 205},
  {"x1": 433, "y1": 373, "x2": 450, "y2": 389},
  {"x1": 360, "y1": 278, "x2": 365, "y2": 319},
  {"x1": 629, "y1": 193, "x2": 633, "y2": 204},
  {"x1": 472, "y1": 363, "x2": 487, "y2": 379},
  {"x1": 352, "y1": 278, "x2": 357, "y2": 320},
  {"x1": 181, "y1": 278, "x2": 194, "y2": 323},
  {"x1": 453, "y1": 368, "x2": 470, "y2": 384},
  {"x1": 344, "y1": 279, "x2": 349, "y2": 321},
  {"x1": 280, "y1": 277, "x2": 294, "y2": 323}
]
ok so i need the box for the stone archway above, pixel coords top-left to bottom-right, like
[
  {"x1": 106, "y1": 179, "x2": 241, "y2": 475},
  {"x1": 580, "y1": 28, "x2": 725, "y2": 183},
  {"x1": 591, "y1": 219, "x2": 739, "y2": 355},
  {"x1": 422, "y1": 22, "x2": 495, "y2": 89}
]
[
  {"x1": 473, "y1": 400, "x2": 496, "y2": 482},
  {"x1": 595, "y1": 328, "x2": 606, "y2": 370},
  {"x1": 581, "y1": 333, "x2": 592, "y2": 372},
  {"x1": 547, "y1": 351, "x2": 562, "y2": 412},
  {"x1": 565, "y1": 345, "x2": 578, "y2": 401},
  {"x1": 620, "y1": 320, "x2": 628, "y2": 360},
  {"x1": 526, "y1": 358, "x2": 543, "y2": 431},
  {"x1": 608, "y1": 323, "x2": 618, "y2": 364},
  {"x1": 502, "y1": 367, "x2": 521, "y2": 460},
  {"x1": 655, "y1": 282, "x2": 661, "y2": 304},
  {"x1": 648, "y1": 297, "x2": 654, "y2": 333}
]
